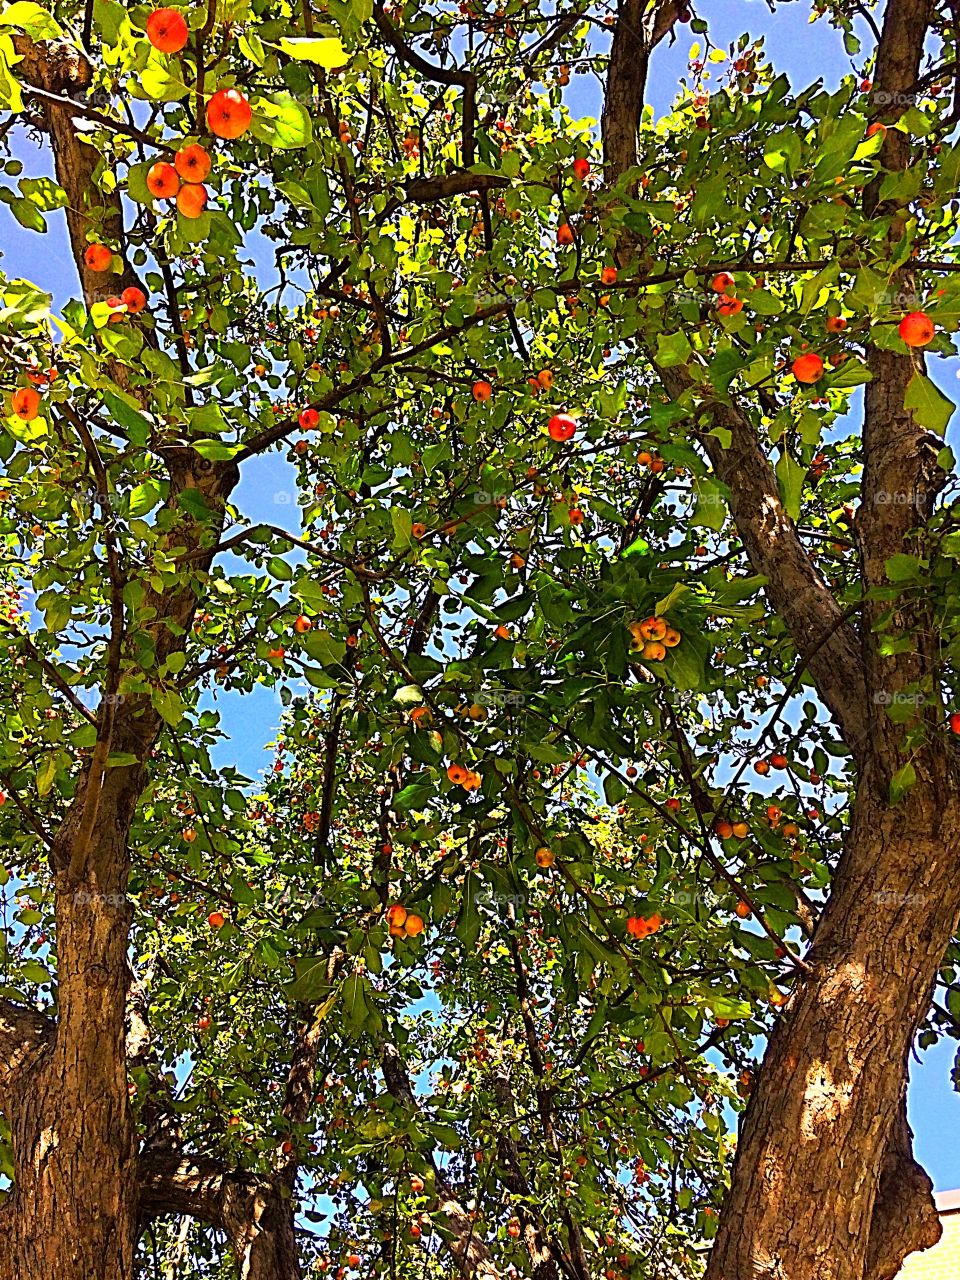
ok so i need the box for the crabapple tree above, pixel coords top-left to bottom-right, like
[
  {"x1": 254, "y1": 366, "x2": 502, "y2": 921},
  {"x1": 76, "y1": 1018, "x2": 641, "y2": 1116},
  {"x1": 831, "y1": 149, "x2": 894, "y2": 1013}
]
[{"x1": 0, "y1": 0, "x2": 959, "y2": 1278}]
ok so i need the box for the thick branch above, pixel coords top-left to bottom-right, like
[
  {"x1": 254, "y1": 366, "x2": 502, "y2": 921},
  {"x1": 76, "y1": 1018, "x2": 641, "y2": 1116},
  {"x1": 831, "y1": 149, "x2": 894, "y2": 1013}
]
[
  {"x1": 13, "y1": 36, "x2": 148, "y2": 311},
  {"x1": 373, "y1": 5, "x2": 476, "y2": 165},
  {"x1": 404, "y1": 171, "x2": 508, "y2": 203},
  {"x1": 689, "y1": 386, "x2": 870, "y2": 751},
  {"x1": 601, "y1": 2, "x2": 870, "y2": 752},
  {"x1": 858, "y1": 0, "x2": 950, "y2": 789},
  {"x1": 602, "y1": 0, "x2": 681, "y2": 182},
  {"x1": 139, "y1": 1154, "x2": 300, "y2": 1280}
]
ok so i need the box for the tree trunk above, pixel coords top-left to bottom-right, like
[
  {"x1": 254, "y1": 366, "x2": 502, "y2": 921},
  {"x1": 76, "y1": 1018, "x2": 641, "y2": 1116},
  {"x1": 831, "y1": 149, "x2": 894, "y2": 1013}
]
[
  {"x1": 597, "y1": 0, "x2": 954, "y2": 1275},
  {"x1": 0, "y1": 455, "x2": 237, "y2": 1279},
  {"x1": 221, "y1": 1177, "x2": 302, "y2": 1280},
  {"x1": 0, "y1": 740, "x2": 151, "y2": 1279},
  {"x1": 703, "y1": 797, "x2": 955, "y2": 1280}
]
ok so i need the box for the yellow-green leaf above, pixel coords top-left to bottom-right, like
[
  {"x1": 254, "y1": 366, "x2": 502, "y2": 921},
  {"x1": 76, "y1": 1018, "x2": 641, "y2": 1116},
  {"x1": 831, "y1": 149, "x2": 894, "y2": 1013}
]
[{"x1": 276, "y1": 36, "x2": 349, "y2": 67}]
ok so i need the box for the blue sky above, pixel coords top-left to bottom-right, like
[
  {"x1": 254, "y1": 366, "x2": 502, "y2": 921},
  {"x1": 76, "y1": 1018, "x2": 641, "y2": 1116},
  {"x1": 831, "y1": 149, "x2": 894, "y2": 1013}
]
[{"x1": 3, "y1": 0, "x2": 960, "y2": 1190}]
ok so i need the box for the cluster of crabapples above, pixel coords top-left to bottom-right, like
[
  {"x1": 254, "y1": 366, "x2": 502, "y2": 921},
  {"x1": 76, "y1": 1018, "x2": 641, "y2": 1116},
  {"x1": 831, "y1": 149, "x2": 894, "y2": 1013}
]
[
  {"x1": 715, "y1": 801, "x2": 801, "y2": 847},
  {"x1": 626, "y1": 614, "x2": 682, "y2": 662},
  {"x1": 9, "y1": 362, "x2": 58, "y2": 423},
  {"x1": 471, "y1": 375, "x2": 581, "y2": 445},
  {"x1": 626, "y1": 912, "x2": 663, "y2": 938},
  {"x1": 71, "y1": 6, "x2": 256, "y2": 327},
  {"x1": 709, "y1": 272, "x2": 939, "y2": 381},
  {"x1": 791, "y1": 312, "x2": 936, "y2": 383},
  {"x1": 446, "y1": 761, "x2": 482, "y2": 791},
  {"x1": 144, "y1": 141, "x2": 213, "y2": 220},
  {"x1": 385, "y1": 903, "x2": 425, "y2": 939}
]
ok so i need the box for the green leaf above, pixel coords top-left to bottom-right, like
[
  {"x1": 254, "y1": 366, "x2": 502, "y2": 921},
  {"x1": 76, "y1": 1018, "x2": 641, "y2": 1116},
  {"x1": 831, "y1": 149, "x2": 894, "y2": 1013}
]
[
  {"x1": 828, "y1": 358, "x2": 871, "y2": 389},
  {"x1": 620, "y1": 535, "x2": 651, "y2": 560},
  {"x1": 391, "y1": 507, "x2": 413, "y2": 549},
  {"x1": 284, "y1": 956, "x2": 333, "y2": 1002},
  {"x1": 885, "y1": 553, "x2": 924, "y2": 582},
  {"x1": 36, "y1": 754, "x2": 57, "y2": 797},
  {"x1": 276, "y1": 36, "x2": 349, "y2": 67},
  {"x1": 177, "y1": 488, "x2": 219, "y2": 522},
  {"x1": 101, "y1": 390, "x2": 152, "y2": 445},
  {"x1": 704, "y1": 994, "x2": 753, "y2": 1019},
  {"x1": 93, "y1": 0, "x2": 124, "y2": 42},
  {"x1": 455, "y1": 870, "x2": 481, "y2": 949},
  {"x1": 19, "y1": 176, "x2": 67, "y2": 211},
  {"x1": 904, "y1": 373, "x2": 954, "y2": 436},
  {"x1": 238, "y1": 30, "x2": 266, "y2": 65},
  {"x1": 251, "y1": 94, "x2": 313, "y2": 150},
  {"x1": 656, "y1": 330, "x2": 692, "y2": 369},
  {"x1": 763, "y1": 128, "x2": 801, "y2": 176},
  {"x1": 393, "y1": 782, "x2": 433, "y2": 812},
  {"x1": 302, "y1": 629, "x2": 345, "y2": 667},
  {"x1": 20, "y1": 961, "x2": 51, "y2": 986},
  {"x1": 151, "y1": 688, "x2": 184, "y2": 727},
  {"x1": 775, "y1": 449, "x2": 805, "y2": 522},
  {"x1": 393, "y1": 684, "x2": 424, "y2": 704},
  {"x1": 4, "y1": 195, "x2": 46, "y2": 232},
  {"x1": 889, "y1": 761, "x2": 916, "y2": 806},
  {"x1": 187, "y1": 404, "x2": 228, "y2": 433},
  {"x1": 137, "y1": 54, "x2": 190, "y2": 102},
  {"x1": 692, "y1": 476, "x2": 726, "y2": 531},
  {"x1": 501, "y1": 149, "x2": 521, "y2": 178},
  {"x1": 799, "y1": 261, "x2": 839, "y2": 316},
  {"x1": 268, "y1": 555, "x2": 293, "y2": 582},
  {"x1": 191, "y1": 439, "x2": 241, "y2": 461},
  {"x1": 0, "y1": 2, "x2": 62, "y2": 38},
  {"x1": 0, "y1": 38, "x2": 24, "y2": 111},
  {"x1": 128, "y1": 481, "x2": 163, "y2": 517}
]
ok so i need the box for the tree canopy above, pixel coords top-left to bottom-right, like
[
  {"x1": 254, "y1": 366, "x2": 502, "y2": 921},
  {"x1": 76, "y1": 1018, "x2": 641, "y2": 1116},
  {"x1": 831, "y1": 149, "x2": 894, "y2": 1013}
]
[{"x1": 1, "y1": 0, "x2": 959, "y2": 1278}]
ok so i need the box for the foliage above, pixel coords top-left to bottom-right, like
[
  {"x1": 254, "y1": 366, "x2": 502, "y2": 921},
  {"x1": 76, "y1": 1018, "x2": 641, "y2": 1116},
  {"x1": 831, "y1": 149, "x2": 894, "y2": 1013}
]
[{"x1": 0, "y1": 0, "x2": 959, "y2": 1274}]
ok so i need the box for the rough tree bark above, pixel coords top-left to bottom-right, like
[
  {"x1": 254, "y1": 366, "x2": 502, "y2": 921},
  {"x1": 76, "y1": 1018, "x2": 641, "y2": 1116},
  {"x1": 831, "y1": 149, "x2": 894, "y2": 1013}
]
[
  {"x1": 139, "y1": 1153, "x2": 300, "y2": 1278},
  {"x1": 600, "y1": 0, "x2": 956, "y2": 1277}
]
